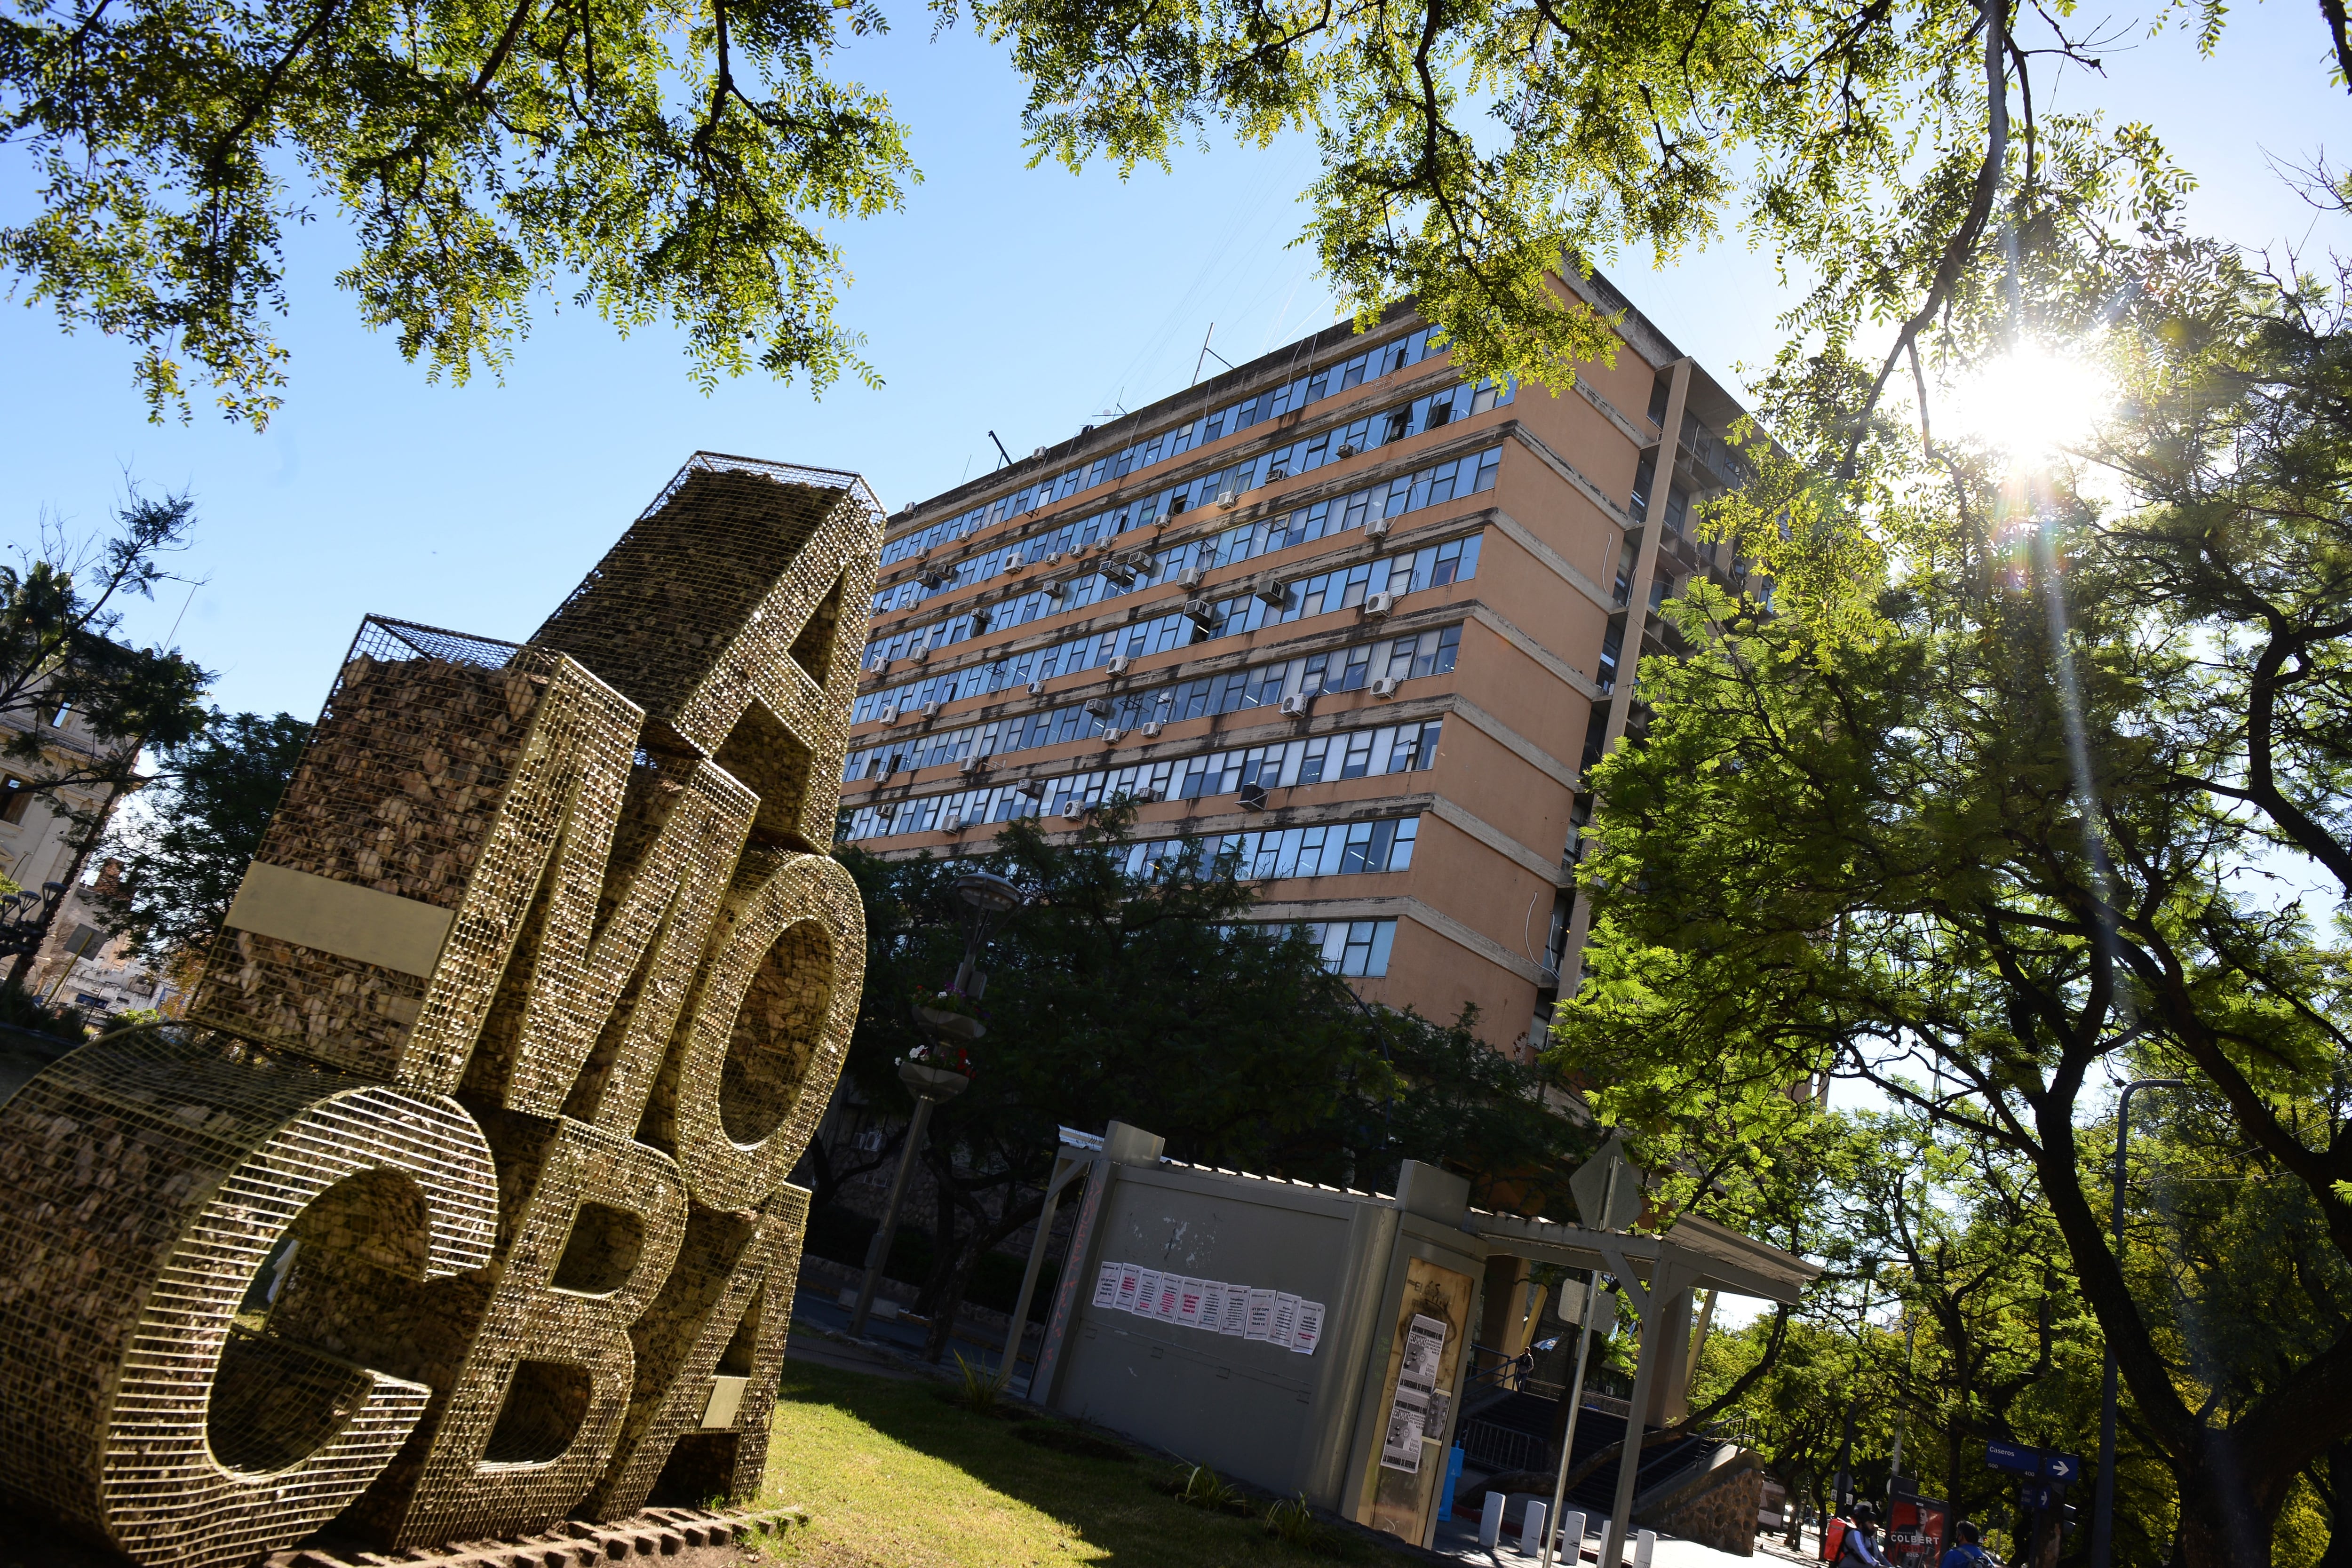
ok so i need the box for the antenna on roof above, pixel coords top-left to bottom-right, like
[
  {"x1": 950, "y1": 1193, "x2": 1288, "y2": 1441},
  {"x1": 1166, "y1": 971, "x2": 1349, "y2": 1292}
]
[
  {"x1": 987, "y1": 430, "x2": 1014, "y2": 470},
  {"x1": 1192, "y1": 323, "x2": 1236, "y2": 387}
]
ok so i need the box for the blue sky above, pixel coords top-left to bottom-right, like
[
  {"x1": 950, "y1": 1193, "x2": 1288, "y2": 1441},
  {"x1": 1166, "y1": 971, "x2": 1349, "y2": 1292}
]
[{"x1": 3, "y1": 3, "x2": 2347, "y2": 721}]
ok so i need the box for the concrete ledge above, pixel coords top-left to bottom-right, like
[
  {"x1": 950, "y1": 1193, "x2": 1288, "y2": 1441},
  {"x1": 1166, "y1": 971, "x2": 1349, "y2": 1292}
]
[{"x1": 259, "y1": 1505, "x2": 810, "y2": 1568}]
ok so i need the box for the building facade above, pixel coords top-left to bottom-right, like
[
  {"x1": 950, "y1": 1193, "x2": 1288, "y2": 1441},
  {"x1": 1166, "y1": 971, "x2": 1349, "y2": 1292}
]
[{"x1": 836, "y1": 272, "x2": 1762, "y2": 1051}]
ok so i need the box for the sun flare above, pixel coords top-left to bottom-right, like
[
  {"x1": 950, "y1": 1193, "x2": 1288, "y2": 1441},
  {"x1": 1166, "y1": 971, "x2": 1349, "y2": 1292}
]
[{"x1": 1941, "y1": 342, "x2": 2112, "y2": 464}]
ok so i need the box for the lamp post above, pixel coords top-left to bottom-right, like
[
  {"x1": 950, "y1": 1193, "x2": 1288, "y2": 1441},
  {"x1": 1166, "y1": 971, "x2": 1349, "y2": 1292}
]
[
  {"x1": 1831, "y1": 1256, "x2": 1877, "y2": 1515},
  {"x1": 2089, "y1": 1076, "x2": 2185, "y2": 1568},
  {"x1": 847, "y1": 868, "x2": 1024, "y2": 1340}
]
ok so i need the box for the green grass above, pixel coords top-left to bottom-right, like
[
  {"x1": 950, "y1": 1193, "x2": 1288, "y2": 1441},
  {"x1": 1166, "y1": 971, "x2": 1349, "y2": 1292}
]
[{"x1": 755, "y1": 1359, "x2": 1385, "y2": 1568}]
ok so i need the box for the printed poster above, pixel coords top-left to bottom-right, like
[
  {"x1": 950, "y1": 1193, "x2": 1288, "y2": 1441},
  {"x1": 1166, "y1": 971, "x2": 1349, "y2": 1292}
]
[
  {"x1": 1244, "y1": 1289, "x2": 1277, "y2": 1341},
  {"x1": 1271, "y1": 1292, "x2": 1302, "y2": 1348},
  {"x1": 1115, "y1": 1264, "x2": 1143, "y2": 1313},
  {"x1": 1197, "y1": 1281, "x2": 1225, "y2": 1333},
  {"x1": 1379, "y1": 1313, "x2": 1450, "y2": 1475},
  {"x1": 1291, "y1": 1298, "x2": 1326, "y2": 1355},
  {"x1": 1092, "y1": 1262, "x2": 1122, "y2": 1310},
  {"x1": 1177, "y1": 1278, "x2": 1207, "y2": 1328},
  {"x1": 1134, "y1": 1268, "x2": 1162, "y2": 1317},
  {"x1": 1222, "y1": 1282, "x2": 1251, "y2": 1335}
]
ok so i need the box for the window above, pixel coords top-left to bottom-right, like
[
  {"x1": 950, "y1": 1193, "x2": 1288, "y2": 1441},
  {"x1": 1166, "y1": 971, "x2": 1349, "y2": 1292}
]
[
  {"x1": 1291, "y1": 918, "x2": 1398, "y2": 977},
  {"x1": 0, "y1": 776, "x2": 29, "y2": 825}
]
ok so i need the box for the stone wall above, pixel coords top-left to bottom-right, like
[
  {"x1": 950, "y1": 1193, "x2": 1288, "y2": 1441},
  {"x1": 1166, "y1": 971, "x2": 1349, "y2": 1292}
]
[{"x1": 1639, "y1": 1447, "x2": 1763, "y2": 1556}]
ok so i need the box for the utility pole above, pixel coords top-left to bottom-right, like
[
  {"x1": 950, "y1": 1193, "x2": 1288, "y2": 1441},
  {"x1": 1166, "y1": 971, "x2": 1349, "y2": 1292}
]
[{"x1": 2090, "y1": 1077, "x2": 2186, "y2": 1568}]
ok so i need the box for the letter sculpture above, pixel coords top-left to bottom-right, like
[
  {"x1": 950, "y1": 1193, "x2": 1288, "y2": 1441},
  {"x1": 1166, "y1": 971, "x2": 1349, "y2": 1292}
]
[{"x1": 0, "y1": 454, "x2": 883, "y2": 1566}]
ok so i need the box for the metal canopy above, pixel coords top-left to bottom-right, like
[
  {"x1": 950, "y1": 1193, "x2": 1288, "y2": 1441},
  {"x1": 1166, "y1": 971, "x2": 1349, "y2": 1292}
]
[{"x1": 1469, "y1": 1208, "x2": 1820, "y2": 1305}]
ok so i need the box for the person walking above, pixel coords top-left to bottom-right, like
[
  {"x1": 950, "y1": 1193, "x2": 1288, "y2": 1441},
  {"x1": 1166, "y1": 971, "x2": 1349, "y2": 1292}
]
[{"x1": 1939, "y1": 1521, "x2": 1999, "y2": 1568}]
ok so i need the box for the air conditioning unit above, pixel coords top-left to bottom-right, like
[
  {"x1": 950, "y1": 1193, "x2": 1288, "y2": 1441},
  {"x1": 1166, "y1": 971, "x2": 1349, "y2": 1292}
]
[
  {"x1": 1336, "y1": 442, "x2": 1358, "y2": 460},
  {"x1": 1060, "y1": 801, "x2": 1087, "y2": 821},
  {"x1": 1018, "y1": 779, "x2": 1046, "y2": 800},
  {"x1": 1084, "y1": 697, "x2": 1112, "y2": 718},
  {"x1": 1183, "y1": 597, "x2": 1218, "y2": 627},
  {"x1": 1101, "y1": 562, "x2": 1137, "y2": 587},
  {"x1": 1279, "y1": 692, "x2": 1315, "y2": 718},
  {"x1": 1215, "y1": 488, "x2": 1239, "y2": 509},
  {"x1": 1026, "y1": 678, "x2": 1047, "y2": 696},
  {"x1": 1361, "y1": 591, "x2": 1396, "y2": 618},
  {"x1": 959, "y1": 756, "x2": 990, "y2": 777},
  {"x1": 1044, "y1": 552, "x2": 1063, "y2": 565},
  {"x1": 1043, "y1": 580, "x2": 1065, "y2": 599},
  {"x1": 1106, "y1": 655, "x2": 1133, "y2": 676},
  {"x1": 920, "y1": 700, "x2": 943, "y2": 720},
  {"x1": 1103, "y1": 727, "x2": 1124, "y2": 743},
  {"x1": 1255, "y1": 581, "x2": 1289, "y2": 606},
  {"x1": 939, "y1": 813, "x2": 962, "y2": 832},
  {"x1": 1178, "y1": 566, "x2": 1206, "y2": 589},
  {"x1": 1238, "y1": 781, "x2": 1270, "y2": 812},
  {"x1": 877, "y1": 703, "x2": 900, "y2": 724},
  {"x1": 1364, "y1": 516, "x2": 1392, "y2": 542},
  {"x1": 1132, "y1": 785, "x2": 1161, "y2": 802},
  {"x1": 1371, "y1": 677, "x2": 1403, "y2": 698},
  {"x1": 1141, "y1": 720, "x2": 1163, "y2": 738},
  {"x1": 1004, "y1": 549, "x2": 1026, "y2": 572},
  {"x1": 918, "y1": 566, "x2": 950, "y2": 589},
  {"x1": 1266, "y1": 465, "x2": 1289, "y2": 482},
  {"x1": 865, "y1": 654, "x2": 888, "y2": 674},
  {"x1": 911, "y1": 645, "x2": 930, "y2": 663}
]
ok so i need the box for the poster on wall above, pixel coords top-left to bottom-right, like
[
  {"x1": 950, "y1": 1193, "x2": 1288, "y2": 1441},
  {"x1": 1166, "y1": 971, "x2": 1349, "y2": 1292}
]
[{"x1": 1380, "y1": 1313, "x2": 1449, "y2": 1475}]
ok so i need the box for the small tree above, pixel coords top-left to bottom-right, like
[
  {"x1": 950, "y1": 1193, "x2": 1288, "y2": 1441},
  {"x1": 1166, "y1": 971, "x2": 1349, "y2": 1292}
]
[
  {"x1": 95, "y1": 710, "x2": 311, "y2": 972},
  {"x1": 0, "y1": 492, "x2": 212, "y2": 984}
]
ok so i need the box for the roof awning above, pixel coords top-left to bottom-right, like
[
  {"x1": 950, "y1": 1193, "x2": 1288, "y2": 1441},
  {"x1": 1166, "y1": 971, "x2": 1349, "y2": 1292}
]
[{"x1": 1469, "y1": 1208, "x2": 1820, "y2": 1305}]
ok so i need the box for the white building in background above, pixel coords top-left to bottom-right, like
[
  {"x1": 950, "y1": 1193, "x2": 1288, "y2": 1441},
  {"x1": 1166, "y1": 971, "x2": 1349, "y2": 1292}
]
[
  {"x1": 0, "y1": 699, "x2": 168, "y2": 1021},
  {"x1": 23, "y1": 862, "x2": 175, "y2": 1019}
]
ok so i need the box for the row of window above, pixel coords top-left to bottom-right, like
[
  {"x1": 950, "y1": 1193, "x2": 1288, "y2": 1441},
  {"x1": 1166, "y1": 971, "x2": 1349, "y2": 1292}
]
[
  {"x1": 1114, "y1": 816, "x2": 1420, "y2": 882},
  {"x1": 853, "y1": 525, "x2": 1484, "y2": 725},
  {"x1": 840, "y1": 717, "x2": 1443, "y2": 844},
  {"x1": 842, "y1": 627, "x2": 1461, "y2": 782},
  {"x1": 871, "y1": 380, "x2": 1512, "y2": 618},
  {"x1": 880, "y1": 326, "x2": 1454, "y2": 568},
  {"x1": 870, "y1": 402, "x2": 1505, "y2": 635}
]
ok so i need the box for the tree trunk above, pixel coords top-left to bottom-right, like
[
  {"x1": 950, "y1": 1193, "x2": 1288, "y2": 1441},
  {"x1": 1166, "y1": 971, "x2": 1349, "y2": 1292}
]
[
  {"x1": 2319, "y1": 1444, "x2": 2352, "y2": 1568},
  {"x1": 2171, "y1": 1445, "x2": 2277, "y2": 1568}
]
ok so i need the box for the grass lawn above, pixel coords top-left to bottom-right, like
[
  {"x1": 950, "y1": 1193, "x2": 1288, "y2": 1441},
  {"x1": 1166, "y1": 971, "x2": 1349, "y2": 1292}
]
[{"x1": 752, "y1": 1359, "x2": 1406, "y2": 1568}]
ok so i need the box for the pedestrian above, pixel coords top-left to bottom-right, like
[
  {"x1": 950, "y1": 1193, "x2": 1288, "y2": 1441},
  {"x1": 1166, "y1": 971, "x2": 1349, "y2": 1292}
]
[
  {"x1": 1939, "y1": 1520, "x2": 1999, "y2": 1568},
  {"x1": 1836, "y1": 1504, "x2": 1890, "y2": 1568}
]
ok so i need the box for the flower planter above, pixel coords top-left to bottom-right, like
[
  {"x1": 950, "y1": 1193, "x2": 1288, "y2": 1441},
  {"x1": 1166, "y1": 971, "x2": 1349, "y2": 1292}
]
[
  {"x1": 898, "y1": 1061, "x2": 973, "y2": 1099},
  {"x1": 912, "y1": 1004, "x2": 986, "y2": 1042}
]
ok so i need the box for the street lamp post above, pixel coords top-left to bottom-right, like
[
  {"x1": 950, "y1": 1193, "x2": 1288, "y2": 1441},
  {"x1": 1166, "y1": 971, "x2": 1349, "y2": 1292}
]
[
  {"x1": 847, "y1": 868, "x2": 1025, "y2": 1341},
  {"x1": 2089, "y1": 1076, "x2": 2186, "y2": 1568},
  {"x1": 1831, "y1": 1257, "x2": 1876, "y2": 1515}
]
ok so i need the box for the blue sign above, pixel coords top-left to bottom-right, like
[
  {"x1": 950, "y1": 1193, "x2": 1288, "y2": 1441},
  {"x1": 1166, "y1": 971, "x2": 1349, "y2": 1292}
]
[
  {"x1": 2021, "y1": 1482, "x2": 2054, "y2": 1511},
  {"x1": 1986, "y1": 1441, "x2": 2040, "y2": 1476},
  {"x1": 1986, "y1": 1443, "x2": 2087, "y2": 1488}
]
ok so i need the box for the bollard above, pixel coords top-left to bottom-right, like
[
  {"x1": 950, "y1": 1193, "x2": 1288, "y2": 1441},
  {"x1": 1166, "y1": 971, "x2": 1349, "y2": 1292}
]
[
  {"x1": 1480, "y1": 1491, "x2": 1507, "y2": 1550},
  {"x1": 1562, "y1": 1511, "x2": 1587, "y2": 1561},
  {"x1": 1635, "y1": 1529, "x2": 1656, "y2": 1568},
  {"x1": 1519, "y1": 1500, "x2": 1549, "y2": 1555}
]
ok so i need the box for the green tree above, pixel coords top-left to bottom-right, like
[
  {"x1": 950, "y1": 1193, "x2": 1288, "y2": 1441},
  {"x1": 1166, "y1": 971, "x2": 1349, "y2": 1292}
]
[
  {"x1": 0, "y1": 492, "x2": 213, "y2": 983},
  {"x1": 14, "y1": 0, "x2": 2329, "y2": 439},
  {"x1": 820, "y1": 805, "x2": 1591, "y2": 1361},
  {"x1": 1550, "y1": 239, "x2": 2352, "y2": 1565},
  {"x1": 95, "y1": 709, "x2": 311, "y2": 968},
  {"x1": 3, "y1": 0, "x2": 915, "y2": 426}
]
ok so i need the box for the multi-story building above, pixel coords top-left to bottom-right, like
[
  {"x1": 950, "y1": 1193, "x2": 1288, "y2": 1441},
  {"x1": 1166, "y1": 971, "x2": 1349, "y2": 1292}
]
[{"x1": 836, "y1": 272, "x2": 1763, "y2": 1052}]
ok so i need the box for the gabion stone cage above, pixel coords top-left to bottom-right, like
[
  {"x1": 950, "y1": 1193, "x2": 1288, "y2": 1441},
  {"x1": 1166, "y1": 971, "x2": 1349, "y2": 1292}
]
[{"x1": 0, "y1": 453, "x2": 881, "y2": 1567}]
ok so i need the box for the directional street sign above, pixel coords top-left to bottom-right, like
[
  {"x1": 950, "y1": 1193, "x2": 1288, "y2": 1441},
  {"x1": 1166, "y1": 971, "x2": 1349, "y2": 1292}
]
[
  {"x1": 2021, "y1": 1482, "x2": 2055, "y2": 1511},
  {"x1": 1986, "y1": 1441, "x2": 2040, "y2": 1477},
  {"x1": 1986, "y1": 1442, "x2": 2087, "y2": 1488}
]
